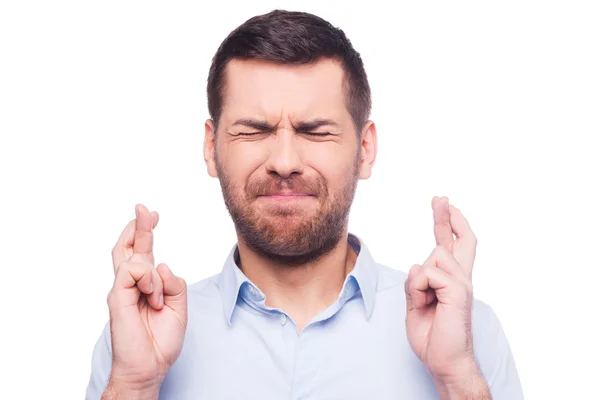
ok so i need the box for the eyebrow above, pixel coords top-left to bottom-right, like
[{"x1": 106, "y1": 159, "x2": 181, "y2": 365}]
[
  {"x1": 232, "y1": 119, "x2": 276, "y2": 131},
  {"x1": 232, "y1": 118, "x2": 340, "y2": 132},
  {"x1": 295, "y1": 118, "x2": 340, "y2": 131}
]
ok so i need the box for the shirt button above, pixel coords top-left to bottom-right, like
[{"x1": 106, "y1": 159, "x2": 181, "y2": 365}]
[
  {"x1": 280, "y1": 314, "x2": 287, "y2": 326},
  {"x1": 249, "y1": 286, "x2": 255, "y2": 295}
]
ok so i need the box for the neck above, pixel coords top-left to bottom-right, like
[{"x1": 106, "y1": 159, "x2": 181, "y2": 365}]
[{"x1": 235, "y1": 230, "x2": 358, "y2": 331}]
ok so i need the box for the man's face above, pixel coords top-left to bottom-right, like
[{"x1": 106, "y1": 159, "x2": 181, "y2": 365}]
[{"x1": 205, "y1": 58, "x2": 374, "y2": 265}]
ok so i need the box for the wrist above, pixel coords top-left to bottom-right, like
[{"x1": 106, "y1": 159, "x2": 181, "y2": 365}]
[
  {"x1": 432, "y1": 359, "x2": 490, "y2": 400},
  {"x1": 102, "y1": 373, "x2": 163, "y2": 400}
]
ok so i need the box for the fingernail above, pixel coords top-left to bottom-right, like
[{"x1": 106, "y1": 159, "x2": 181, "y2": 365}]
[
  {"x1": 408, "y1": 295, "x2": 415, "y2": 310},
  {"x1": 159, "y1": 294, "x2": 164, "y2": 307},
  {"x1": 149, "y1": 282, "x2": 154, "y2": 293}
]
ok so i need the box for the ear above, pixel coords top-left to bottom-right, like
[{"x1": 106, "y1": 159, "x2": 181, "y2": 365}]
[
  {"x1": 204, "y1": 119, "x2": 218, "y2": 178},
  {"x1": 358, "y1": 120, "x2": 378, "y2": 180}
]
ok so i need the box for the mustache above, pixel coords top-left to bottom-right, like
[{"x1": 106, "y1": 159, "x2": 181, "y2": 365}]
[{"x1": 246, "y1": 175, "x2": 325, "y2": 197}]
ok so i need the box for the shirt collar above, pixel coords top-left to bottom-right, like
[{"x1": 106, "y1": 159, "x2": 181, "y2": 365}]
[
  {"x1": 216, "y1": 233, "x2": 379, "y2": 326},
  {"x1": 345, "y1": 233, "x2": 378, "y2": 319}
]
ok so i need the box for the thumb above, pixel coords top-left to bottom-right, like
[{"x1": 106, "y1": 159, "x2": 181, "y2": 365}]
[
  {"x1": 156, "y1": 263, "x2": 187, "y2": 316},
  {"x1": 405, "y1": 263, "x2": 437, "y2": 312},
  {"x1": 405, "y1": 264, "x2": 420, "y2": 312}
]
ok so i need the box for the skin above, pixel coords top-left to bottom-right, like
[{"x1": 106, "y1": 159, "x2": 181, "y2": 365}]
[{"x1": 103, "y1": 58, "x2": 490, "y2": 399}]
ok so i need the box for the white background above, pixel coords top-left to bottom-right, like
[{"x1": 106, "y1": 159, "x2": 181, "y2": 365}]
[{"x1": 1, "y1": 1, "x2": 598, "y2": 398}]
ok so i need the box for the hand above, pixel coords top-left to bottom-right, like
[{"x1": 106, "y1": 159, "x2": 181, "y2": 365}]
[
  {"x1": 405, "y1": 196, "x2": 482, "y2": 387},
  {"x1": 105, "y1": 204, "x2": 187, "y2": 396}
]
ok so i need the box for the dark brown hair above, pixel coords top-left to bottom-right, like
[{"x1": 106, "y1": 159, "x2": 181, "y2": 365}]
[{"x1": 206, "y1": 9, "x2": 372, "y2": 135}]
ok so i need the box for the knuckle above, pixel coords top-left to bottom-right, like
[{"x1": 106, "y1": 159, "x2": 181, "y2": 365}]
[
  {"x1": 435, "y1": 245, "x2": 449, "y2": 256},
  {"x1": 422, "y1": 264, "x2": 434, "y2": 273},
  {"x1": 106, "y1": 290, "x2": 117, "y2": 307},
  {"x1": 179, "y1": 277, "x2": 187, "y2": 289},
  {"x1": 117, "y1": 260, "x2": 132, "y2": 271},
  {"x1": 433, "y1": 245, "x2": 445, "y2": 257},
  {"x1": 462, "y1": 281, "x2": 474, "y2": 294},
  {"x1": 157, "y1": 262, "x2": 169, "y2": 272},
  {"x1": 466, "y1": 281, "x2": 474, "y2": 292},
  {"x1": 404, "y1": 274, "x2": 414, "y2": 290},
  {"x1": 408, "y1": 264, "x2": 421, "y2": 277}
]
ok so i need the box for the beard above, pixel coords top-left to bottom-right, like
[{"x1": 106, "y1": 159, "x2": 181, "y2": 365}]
[{"x1": 215, "y1": 152, "x2": 360, "y2": 266}]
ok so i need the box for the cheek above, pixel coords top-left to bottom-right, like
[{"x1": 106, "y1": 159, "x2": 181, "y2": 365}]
[
  {"x1": 219, "y1": 143, "x2": 265, "y2": 183},
  {"x1": 301, "y1": 143, "x2": 358, "y2": 180},
  {"x1": 298, "y1": 147, "x2": 357, "y2": 204}
]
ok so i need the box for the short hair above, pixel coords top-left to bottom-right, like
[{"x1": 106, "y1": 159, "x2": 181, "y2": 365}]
[{"x1": 206, "y1": 9, "x2": 372, "y2": 135}]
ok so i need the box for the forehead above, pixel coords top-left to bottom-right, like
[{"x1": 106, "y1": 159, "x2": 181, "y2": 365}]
[{"x1": 221, "y1": 58, "x2": 348, "y2": 123}]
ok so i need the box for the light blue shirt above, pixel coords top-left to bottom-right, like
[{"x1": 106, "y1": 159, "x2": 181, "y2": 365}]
[{"x1": 86, "y1": 233, "x2": 522, "y2": 399}]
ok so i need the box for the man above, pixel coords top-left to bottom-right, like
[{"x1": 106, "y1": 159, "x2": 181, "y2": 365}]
[{"x1": 86, "y1": 9, "x2": 522, "y2": 400}]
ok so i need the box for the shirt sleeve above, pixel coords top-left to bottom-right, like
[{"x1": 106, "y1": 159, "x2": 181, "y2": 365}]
[
  {"x1": 473, "y1": 300, "x2": 524, "y2": 399},
  {"x1": 85, "y1": 322, "x2": 113, "y2": 400}
]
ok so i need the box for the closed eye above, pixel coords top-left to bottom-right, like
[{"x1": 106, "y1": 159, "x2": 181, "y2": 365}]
[
  {"x1": 238, "y1": 132, "x2": 266, "y2": 136},
  {"x1": 301, "y1": 132, "x2": 332, "y2": 137}
]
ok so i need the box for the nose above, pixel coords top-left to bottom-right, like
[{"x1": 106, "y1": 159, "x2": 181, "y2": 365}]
[{"x1": 264, "y1": 130, "x2": 304, "y2": 178}]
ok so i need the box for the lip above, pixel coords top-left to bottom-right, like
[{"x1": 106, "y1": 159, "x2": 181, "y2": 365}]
[
  {"x1": 260, "y1": 191, "x2": 315, "y2": 197},
  {"x1": 258, "y1": 193, "x2": 315, "y2": 202}
]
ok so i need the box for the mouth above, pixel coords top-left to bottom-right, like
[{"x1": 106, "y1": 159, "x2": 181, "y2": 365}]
[{"x1": 257, "y1": 191, "x2": 316, "y2": 202}]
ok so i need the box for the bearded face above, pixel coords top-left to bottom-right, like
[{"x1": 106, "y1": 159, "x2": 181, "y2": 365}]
[{"x1": 204, "y1": 59, "x2": 374, "y2": 265}]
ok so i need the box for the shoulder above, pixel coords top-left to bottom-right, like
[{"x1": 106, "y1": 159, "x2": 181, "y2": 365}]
[
  {"x1": 374, "y1": 262, "x2": 408, "y2": 292},
  {"x1": 184, "y1": 273, "x2": 229, "y2": 325},
  {"x1": 187, "y1": 273, "x2": 221, "y2": 297},
  {"x1": 185, "y1": 273, "x2": 224, "y2": 311}
]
